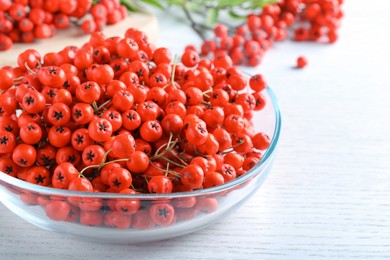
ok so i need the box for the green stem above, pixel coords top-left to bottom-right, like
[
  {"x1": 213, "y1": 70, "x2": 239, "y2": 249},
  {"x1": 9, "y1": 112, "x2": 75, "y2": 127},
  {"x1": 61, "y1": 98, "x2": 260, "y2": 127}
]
[
  {"x1": 148, "y1": 160, "x2": 181, "y2": 177},
  {"x1": 79, "y1": 158, "x2": 130, "y2": 176},
  {"x1": 182, "y1": 5, "x2": 207, "y2": 41},
  {"x1": 150, "y1": 143, "x2": 169, "y2": 160},
  {"x1": 170, "y1": 54, "x2": 178, "y2": 85},
  {"x1": 95, "y1": 99, "x2": 111, "y2": 112},
  {"x1": 150, "y1": 133, "x2": 178, "y2": 160},
  {"x1": 120, "y1": 0, "x2": 137, "y2": 12},
  {"x1": 167, "y1": 150, "x2": 189, "y2": 166},
  {"x1": 165, "y1": 162, "x2": 170, "y2": 176},
  {"x1": 91, "y1": 102, "x2": 98, "y2": 111},
  {"x1": 162, "y1": 156, "x2": 186, "y2": 168},
  {"x1": 221, "y1": 139, "x2": 245, "y2": 154}
]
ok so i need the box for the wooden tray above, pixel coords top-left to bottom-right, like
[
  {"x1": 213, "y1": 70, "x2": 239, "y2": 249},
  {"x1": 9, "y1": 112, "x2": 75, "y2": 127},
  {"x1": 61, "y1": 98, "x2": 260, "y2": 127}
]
[{"x1": 0, "y1": 12, "x2": 159, "y2": 67}]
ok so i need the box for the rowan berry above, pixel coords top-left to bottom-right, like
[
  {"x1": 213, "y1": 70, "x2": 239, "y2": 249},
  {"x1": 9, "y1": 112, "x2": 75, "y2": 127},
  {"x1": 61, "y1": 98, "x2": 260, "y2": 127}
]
[
  {"x1": 243, "y1": 156, "x2": 260, "y2": 171},
  {"x1": 76, "y1": 81, "x2": 101, "y2": 103},
  {"x1": 132, "y1": 209, "x2": 155, "y2": 230},
  {"x1": 203, "y1": 171, "x2": 225, "y2": 188},
  {"x1": 196, "y1": 133, "x2": 219, "y2": 155},
  {"x1": 0, "y1": 68, "x2": 14, "y2": 90},
  {"x1": 21, "y1": 91, "x2": 46, "y2": 114},
  {"x1": 165, "y1": 101, "x2": 186, "y2": 119},
  {"x1": 104, "y1": 211, "x2": 132, "y2": 229},
  {"x1": 80, "y1": 211, "x2": 104, "y2": 226},
  {"x1": 48, "y1": 125, "x2": 72, "y2": 148},
  {"x1": 26, "y1": 166, "x2": 51, "y2": 186},
  {"x1": 148, "y1": 176, "x2": 173, "y2": 194},
  {"x1": 220, "y1": 164, "x2": 236, "y2": 182},
  {"x1": 19, "y1": 122, "x2": 42, "y2": 144},
  {"x1": 111, "y1": 133, "x2": 135, "y2": 159},
  {"x1": 55, "y1": 146, "x2": 81, "y2": 165},
  {"x1": 45, "y1": 201, "x2": 71, "y2": 221},
  {"x1": 121, "y1": 109, "x2": 141, "y2": 131},
  {"x1": 36, "y1": 145, "x2": 56, "y2": 166},
  {"x1": 71, "y1": 103, "x2": 94, "y2": 125},
  {"x1": 0, "y1": 95, "x2": 17, "y2": 117},
  {"x1": 182, "y1": 50, "x2": 200, "y2": 67},
  {"x1": 0, "y1": 158, "x2": 17, "y2": 177},
  {"x1": 47, "y1": 102, "x2": 71, "y2": 126},
  {"x1": 126, "y1": 151, "x2": 149, "y2": 174},
  {"x1": 117, "y1": 38, "x2": 139, "y2": 59},
  {"x1": 140, "y1": 120, "x2": 163, "y2": 143},
  {"x1": 52, "y1": 162, "x2": 79, "y2": 189},
  {"x1": 195, "y1": 198, "x2": 218, "y2": 213},
  {"x1": 186, "y1": 122, "x2": 208, "y2": 146},
  {"x1": 108, "y1": 167, "x2": 132, "y2": 192},
  {"x1": 213, "y1": 24, "x2": 228, "y2": 38},
  {"x1": 296, "y1": 56, "x2": 308, "y2": 68},
  {"x1": 252, "y1": 132, "x2": 271, "y2": 150},
  {"x1": 12, "y1": 143, "x2": 36, "y2": 167},
  {"x1": 100, "y1": 110, "x2": 121, "y2": 131},
  {"x1": 0, "y1": 131, "x2": 16, "y2": 154},
  {"x1": 149, "y1": 203, "x2": 175, "y2": 226},
  {"x1": 181, "y1": 164, "x2": 204, "y2": 190}
]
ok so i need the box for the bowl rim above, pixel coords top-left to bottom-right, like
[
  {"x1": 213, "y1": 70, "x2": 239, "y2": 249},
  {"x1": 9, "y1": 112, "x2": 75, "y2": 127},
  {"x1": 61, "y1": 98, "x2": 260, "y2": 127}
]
[{"x1": 0, "y1": 86, "x2": 281, "y2": 199}]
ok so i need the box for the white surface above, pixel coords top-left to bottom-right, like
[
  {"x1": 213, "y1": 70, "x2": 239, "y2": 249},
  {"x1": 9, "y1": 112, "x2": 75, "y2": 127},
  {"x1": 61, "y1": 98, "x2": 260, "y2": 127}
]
[{"x1": 1, "y1": 0, "x2": 390, "y2": 259}]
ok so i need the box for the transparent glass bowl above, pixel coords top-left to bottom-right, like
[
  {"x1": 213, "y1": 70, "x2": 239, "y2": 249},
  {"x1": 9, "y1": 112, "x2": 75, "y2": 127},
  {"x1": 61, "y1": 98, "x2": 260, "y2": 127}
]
[{"x1": 0, "y1": 86, "x2": 281, "y2": 244}]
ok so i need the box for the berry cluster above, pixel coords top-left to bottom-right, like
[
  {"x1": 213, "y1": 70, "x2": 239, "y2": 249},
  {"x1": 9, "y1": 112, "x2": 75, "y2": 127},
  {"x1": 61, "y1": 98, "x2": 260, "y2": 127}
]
[
  {"x1": 292, "y1": 0, "x2": 343, "y2": 43},
  {"x1": 0, "y1": 0, "x2": 127, "y2": 51},
  {"x1": 0, "y1": 28, "x2": 271, "y2": 228},
  {"x1": 195, "y1": 0, "x2": 344, "y2": 67}
]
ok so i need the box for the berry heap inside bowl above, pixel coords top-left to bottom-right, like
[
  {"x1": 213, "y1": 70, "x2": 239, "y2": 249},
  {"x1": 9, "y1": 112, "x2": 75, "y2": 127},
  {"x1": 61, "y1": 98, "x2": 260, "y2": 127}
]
[{"x1": 0, "y1": 28, "x2": 280, "y2": 243}]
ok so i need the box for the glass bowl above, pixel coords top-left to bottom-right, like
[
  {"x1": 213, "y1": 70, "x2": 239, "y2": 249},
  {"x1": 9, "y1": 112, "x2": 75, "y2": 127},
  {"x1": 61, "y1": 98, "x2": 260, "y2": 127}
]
[{"x1": 0, "y1": 86, "x2": 281, "y2": 244}]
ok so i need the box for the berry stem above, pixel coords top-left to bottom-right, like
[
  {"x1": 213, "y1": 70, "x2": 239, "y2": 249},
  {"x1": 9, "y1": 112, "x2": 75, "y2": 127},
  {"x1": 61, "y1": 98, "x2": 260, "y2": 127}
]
[
  {"x1": 151, "y1": 142, "x2": 170, "y2": 160},
  {"x1": 79, "y1": 158, "x2": 129, "y2": 176},
  {"x1": 165, "y1": 162, "x2": 170, "y2": 176},
  {"x1": 150, "y1": 132, "x2": 178, "y2": 160},
  {"x1": 202, "y1": 101, "x2": 211, "y2": 106},
  {"x1": 221, "y1": 139, "x2": 246, "y2": 154},
  {"x1": 167, "y1": 150, "x2": 189, "y2": 166},
  {"x1": 24, "y1": 62, "x2": 37, "y2": 76},
  {"x1": 148, "y1": 159, "x2": 181, "y2": 177},
  {"x1": 170, "y1": 54, "x2": 178, "y2": 85},
  {"x1": 95, "y1": 99, "x2": 111, "y2": 112},
  {"x1": 162, "y1": 156, "x2": 186, "y2": 168},
  {"x1": 91, "y1": 101, "x2": 99, "y2": 112}
]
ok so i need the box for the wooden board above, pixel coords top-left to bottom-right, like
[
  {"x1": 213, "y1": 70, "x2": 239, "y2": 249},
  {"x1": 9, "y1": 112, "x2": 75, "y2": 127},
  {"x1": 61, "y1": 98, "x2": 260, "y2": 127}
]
[{"x1": 0, "y1": 12, "x2": 159, "y2": 67}]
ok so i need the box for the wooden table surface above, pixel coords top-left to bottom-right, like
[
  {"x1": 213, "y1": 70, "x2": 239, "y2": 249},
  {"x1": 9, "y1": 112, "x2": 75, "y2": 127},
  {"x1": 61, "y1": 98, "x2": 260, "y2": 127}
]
[{"x1": 1, "y1": 1, "x2": 390, "y2": 259}]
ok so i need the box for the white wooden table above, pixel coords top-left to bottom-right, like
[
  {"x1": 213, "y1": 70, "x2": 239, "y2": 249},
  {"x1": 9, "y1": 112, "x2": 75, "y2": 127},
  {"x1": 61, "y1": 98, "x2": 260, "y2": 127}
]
[{"x1": 1, "y1": 1, "x2": 390, "y2": 259}]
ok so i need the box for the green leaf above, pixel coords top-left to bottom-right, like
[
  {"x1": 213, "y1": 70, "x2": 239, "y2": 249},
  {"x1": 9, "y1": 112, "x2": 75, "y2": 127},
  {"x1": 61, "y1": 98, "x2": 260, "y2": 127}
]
[
  {"x1": 139, "y1": 0, "x2": 165, "y2": 9},
  {"x1": 228, "y1": 10, "x2": 248, "y2": 20},
  {"x1": 206, "y1": 8, "x2": 219, "y2": 26},
  {"x1": 249, "y1": 0, "x2": 278, "y2": 8},
  {"x1": 165, "y1": 0, "x2": 185, "y2": 6},
  {"x1": 216, "y1": 0, "x2": 248, "y2": 8},
  {"x1": 184, "y1": 2, "x2": 202, "y2": 11},
  {"x1": 120, "y1": 0, "x2": 138, "y2": 11}
]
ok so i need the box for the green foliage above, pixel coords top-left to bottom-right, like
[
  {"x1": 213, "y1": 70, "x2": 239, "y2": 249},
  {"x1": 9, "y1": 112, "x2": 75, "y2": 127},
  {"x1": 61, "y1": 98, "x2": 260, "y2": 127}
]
[
  {"x1": 139, "y1": 0, "x2": 165, "y2": 9},
  {"x1": 206, "y1": 8, "x2": 219, "y2": 26},
  {"x1": 121, "y1": 0, "x2": 277, "y2": 39},
  {"x1": 122, "y1": 0, "x2": 277, "y2": 15}
]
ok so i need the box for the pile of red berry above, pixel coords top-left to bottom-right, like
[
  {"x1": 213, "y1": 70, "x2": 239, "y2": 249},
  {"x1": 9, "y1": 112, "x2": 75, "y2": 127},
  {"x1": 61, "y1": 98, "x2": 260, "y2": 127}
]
[
  {"x1": 0, "y1": 29, "x2": 270, "y2": 193},
  {"x1": 196, "y1": 0, "x2": 344, "y2": 67},
  {"x1": 0, "y1": 0, "x2": 128, "y2": 51},
  {"x1": 0, "y1": 28, "x2": 271, "y2": 228}
]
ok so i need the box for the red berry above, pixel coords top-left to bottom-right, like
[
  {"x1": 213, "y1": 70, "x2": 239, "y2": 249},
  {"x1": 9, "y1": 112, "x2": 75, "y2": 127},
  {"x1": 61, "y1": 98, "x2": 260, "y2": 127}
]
[
  {"x1": 296, "y1": 56, "x2": 308, "y2": 68},
  {"x1": 0, "y1": 34, "x2": 13, "y2": 51}
]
